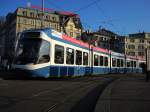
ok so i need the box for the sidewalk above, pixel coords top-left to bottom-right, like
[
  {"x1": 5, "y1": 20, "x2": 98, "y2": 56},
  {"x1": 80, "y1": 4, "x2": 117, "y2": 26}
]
[{"x1": 95, "y1": 76, "x2": 150, "y2": 112}]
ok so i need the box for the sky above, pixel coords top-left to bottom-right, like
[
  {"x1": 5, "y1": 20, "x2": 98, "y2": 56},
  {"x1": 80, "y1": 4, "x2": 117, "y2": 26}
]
[{"x1": 0, "y1": 0, "x2": 149, "y2": 35}]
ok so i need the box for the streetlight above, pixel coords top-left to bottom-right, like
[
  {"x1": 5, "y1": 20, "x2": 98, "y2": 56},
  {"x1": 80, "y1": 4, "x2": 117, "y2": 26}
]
[
  {"x1": 145, "y1": 47, "x2": 149, "y2": 82},
  {"x1": 86, "y1": 30, "x2": 93, "y2": 75},
  {"x1": 41, "y1": 0, "x2": 44, "y2": 28},
  {"x1": 109, "y1": 39, "x2": 113, "y2": 74}
]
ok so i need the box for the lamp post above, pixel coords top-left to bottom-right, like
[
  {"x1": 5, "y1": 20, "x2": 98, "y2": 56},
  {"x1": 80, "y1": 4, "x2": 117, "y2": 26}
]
[
  {"x1": 145, "y1": 47, "x2": 149, "y2": 82},
  {"x1": 86, "y1": 30, "x2": 93, "y2": 75},
  {"x1": 41, "y1": 0, "x2": 44, "y2": 28},
  {"x1": 109, "y1": 39, "x2": 112, "y2": 74}
]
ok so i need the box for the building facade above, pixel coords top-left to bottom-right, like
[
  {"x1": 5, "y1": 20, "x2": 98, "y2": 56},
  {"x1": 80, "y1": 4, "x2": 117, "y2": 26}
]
[
  {"x1": 124, "y1": 33, "x2": 150, "y2": 58},
  {"x1": 2, "y1": 7, "x2": 83, "y2": 62},
  {"x1": 92, "y1": 28, "x2": 120, "y2": 52},
  {"x1": 63, "y1": 17, "x2": 82, "y2": 39},
  {"x1": 0, "y1": 17, "x2": 6, "y2": 60}
]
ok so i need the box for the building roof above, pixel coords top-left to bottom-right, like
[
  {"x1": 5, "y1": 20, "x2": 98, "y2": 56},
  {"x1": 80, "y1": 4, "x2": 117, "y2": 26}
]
[
  {"x1": 62, "y1": 17, "x2": 82, "y2": 29},
  {"x1": 93, "y1": 28, "x2": 118, "y2": 37},
  {"x1": 129, "y1": 32, "x2": 150, "y2": 38}
]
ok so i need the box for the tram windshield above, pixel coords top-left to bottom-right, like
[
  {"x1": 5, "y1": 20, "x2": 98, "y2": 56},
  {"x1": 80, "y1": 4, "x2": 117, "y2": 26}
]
[{"x1": 14, "y1": 32, "x2": 50, "y2": 65}]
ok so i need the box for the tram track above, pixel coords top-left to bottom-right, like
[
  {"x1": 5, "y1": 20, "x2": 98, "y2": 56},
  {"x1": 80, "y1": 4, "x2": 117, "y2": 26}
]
[
  {"x1": 0, "y1": 76, "x2": 117, "y2": 112},
  {"x1": 44, "y1": 77, "x2": 116, "y2": 112}
]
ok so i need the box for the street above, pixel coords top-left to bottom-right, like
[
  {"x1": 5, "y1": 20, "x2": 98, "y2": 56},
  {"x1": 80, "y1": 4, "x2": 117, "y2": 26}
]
[
  {"x1": 95, "y1": 75, "x2": 150, "y2": 112},
  {"x1": 0, "y1": 72, "x2": 149, "y2": 112},
  {"x1": 0, "y1": 72, "x2": 114, "y2": 112}
]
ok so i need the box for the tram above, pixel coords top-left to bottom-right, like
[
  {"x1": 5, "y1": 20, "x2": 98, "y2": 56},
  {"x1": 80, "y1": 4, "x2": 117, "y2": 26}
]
[{"x1": 12, "y1": 28, "x2": 143, "y2": 77}]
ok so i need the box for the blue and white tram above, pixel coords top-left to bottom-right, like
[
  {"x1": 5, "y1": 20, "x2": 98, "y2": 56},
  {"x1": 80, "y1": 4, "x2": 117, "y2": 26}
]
[
  {"x1": 111, "y1": 51, "x2": 125, "y2": 74},
  {"x1": 126, "y1": 56, "x2": 143, "y2": 73},
  {"x1": 12, "y1": 28, "x2": 143, "y2": 78}
]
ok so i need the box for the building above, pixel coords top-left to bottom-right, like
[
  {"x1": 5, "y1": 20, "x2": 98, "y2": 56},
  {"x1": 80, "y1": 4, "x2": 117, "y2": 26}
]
[
  {"x1": 92, "y1": 28, "x2": 120, "y2": 51},
  {"x1": 0, "y1": 17, "x2": 6, "y2": 60},
  {"x1": 58, "y1": 12, "x2": 83, "y2": 39},
  {"x1": 116, "y1": 36, "x2": 126, "y2": 54},
  {"x1": 2, "y1": 7, "x2": 83, "y2": 62},
  {"x1": 124, "y1": 32, "x2": 150, "y2": 58}
]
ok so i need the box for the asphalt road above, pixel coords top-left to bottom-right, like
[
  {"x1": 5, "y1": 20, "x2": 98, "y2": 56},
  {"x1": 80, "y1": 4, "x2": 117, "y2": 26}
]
[
  {"x1": 95, "y1": 76, "x2": 150, "y2": 112},
  {"x1": 0, "y1": 72, "x2": 115, "y2": 112}
]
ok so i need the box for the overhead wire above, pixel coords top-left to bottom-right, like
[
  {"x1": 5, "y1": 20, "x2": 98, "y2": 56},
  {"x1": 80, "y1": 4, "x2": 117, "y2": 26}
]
[
  {"x1": 46, "y1": 0, "x2": 124, "y2": 34},
  {"x1": 74, "y1": 0, "x2": 102, "y2": 13},
  {"x1": 46, "y1": 0, "x2": 64, "y2": 11}
]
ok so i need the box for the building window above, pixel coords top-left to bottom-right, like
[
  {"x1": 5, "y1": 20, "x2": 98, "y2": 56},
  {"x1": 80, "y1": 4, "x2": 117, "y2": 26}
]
[
  {"x1": 37, "y1": 14, "x2": 42, "y2": 18},
  {"x1": 54, "y1": 24, "x2": 57, "y2": 29},
  {"x1": 30, "y1": 12, "x2": 34, "y2": 17},
  {"x1": 66, "y1": 47, "x2": 74, "y2": 64},
  {"x1": 48, "y1": 16, "x2": 51, "y2": 20},
  {"x1": 23, "y1": 19, "x2": 27, "y2": 24},
  {"x1": 31, "y1": 20, "x2": 34, "y2": 25},
  {"x1": 148, "y1": 41, "x2": 150, "y2": 44},
  {"x1": 22, "y1": 11, "x2": 27, "y2": 16},
  {"x1": 138, "y1": 45, "x2": 144, "y2": 50},
  {"x1": 45, "y1": 15, "x2": 48, "y2": 19},
  {"x1": 70, "y1": 25, "x2": 73, "y2": 30},
  {"x1": 140, "y1": 39, "x2": 144, "y2": 43},
  {"x1": 130, "y1": 39, "x2": 135, "y2": 43},
  {"x1": 70, "y1": 32, "x2": 73, "y2": 37},
  {"x1": 83, "y1": 52, "x2": 88, "y2": 65},
  {"x1": 76, "y1": 33, "x2": 81, "y2": 39},
  {"x1": 76, "y1": 50, "x2": 82, "y2": 65},
  {"x1": 49, "y1": 23, "x2": 51, "y2": 27},
  {"x1": 94, "y1": 54, "x2": 98, "y2": 66},
  {"x1": 128, "y1": 52, "x2": 135, "y2": 56},
  {"x1": 52, "y1": 17, "x2": 56, "y2": 21},
  {"x1": 128, "y1": 45, "x2": 135, "y2": 49},
  {"x1": 138, "y1": 52, "x2": 144, "y2": 56},
  {"x1": 54, "y1": 45, "x2": 64, "y2": 64}
]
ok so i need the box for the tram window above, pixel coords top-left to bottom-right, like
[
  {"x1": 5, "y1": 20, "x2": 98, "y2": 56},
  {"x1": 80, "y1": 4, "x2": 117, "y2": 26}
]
[
  {"x1": 55, "y1": 45, "x2": 64, "y2": 64},
  {"x1": 134, "y1": 61, "x2": 136, "y2": 67},
  {"x1": 104, "y1": 57, "x2": 108, "y2": 66},
  {"x1": 121, "y1": 59, "x2": 124, "y2": 67},
  {"x1": 37, "y1": 40, "x2": 50, "y2": 64},
  {"x1": 131, "y1": 61, "x2": 134, "y2": 67},
  {"x1": 117, "y1": 59, "x2": 120, "y2": 67},
  {"x1": 66, "y1": 48, "x2": 74, "y2": 65},
  {"x1": 83, "y1": 52, "x2": 88, "y2": 65},
  {"x1": 112, "y1": 58, "x2": 116, "y2": 67},
  {"x1": 76, "y1": 50, "x2": 82, "y2": 65},
  {"x1": 99, "y1": 56, "x2": 104, "y2": 66},
  {"x1": 127, "y1": 62, "x2": 130, "y2": 67},
  {"x1": 94, "y1": 54, "x2": 98, "y2": 66}
]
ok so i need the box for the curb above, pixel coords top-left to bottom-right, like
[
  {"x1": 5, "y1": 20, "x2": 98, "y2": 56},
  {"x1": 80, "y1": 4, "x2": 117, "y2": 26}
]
[
  {"x1": 70, "y1": 78, "x2": 117, "y2": 112},
  {"x1": 94, "y1": 78, "x2": 121, "y2": 112}
]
